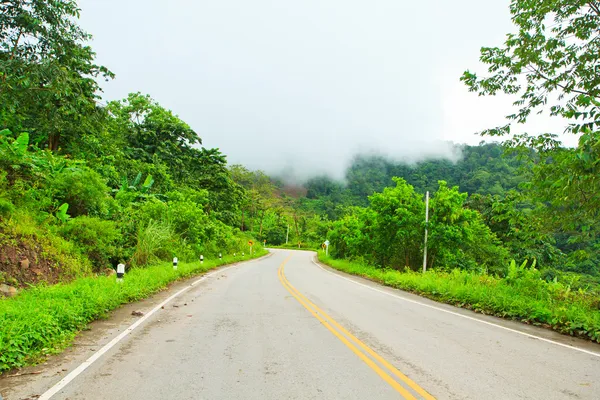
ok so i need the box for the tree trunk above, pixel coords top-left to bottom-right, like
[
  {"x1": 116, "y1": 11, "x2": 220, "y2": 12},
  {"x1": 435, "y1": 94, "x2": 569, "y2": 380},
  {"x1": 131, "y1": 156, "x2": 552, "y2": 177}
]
[
  {"x1": 49, "y1": 133, "x2": 61, "y2": 152},
  {"x1": 241, "y1": 210, "x2": 245, "y2": 231},
  {"x1": 259, "y1": 209, "x2": 266, "y2": 236},
  {"x1": 293, "y1": 212, "x2": 300, "y2": 237}
]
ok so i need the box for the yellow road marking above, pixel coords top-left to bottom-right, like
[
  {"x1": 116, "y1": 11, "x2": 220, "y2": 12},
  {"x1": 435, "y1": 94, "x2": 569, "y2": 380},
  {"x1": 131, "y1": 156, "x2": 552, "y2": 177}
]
[
  {"x1": 277, "y1": 265, "x2": 417, "y2": 399},
  {"x1": 280, "y1": 261, "x2": 435, "y2": 400},
  {"x1": 278, "y1": 257, "x2": 435, "y2": 399}
]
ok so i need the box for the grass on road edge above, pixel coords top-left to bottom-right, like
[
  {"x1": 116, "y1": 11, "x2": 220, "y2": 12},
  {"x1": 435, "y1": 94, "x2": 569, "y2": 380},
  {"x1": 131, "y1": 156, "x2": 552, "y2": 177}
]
[
  {"x1": 0, "y1": 250, "x2": 268, "y2": 373},
  {"x1": 317, "y1": 252, "x2": 600, "y2": 344}
]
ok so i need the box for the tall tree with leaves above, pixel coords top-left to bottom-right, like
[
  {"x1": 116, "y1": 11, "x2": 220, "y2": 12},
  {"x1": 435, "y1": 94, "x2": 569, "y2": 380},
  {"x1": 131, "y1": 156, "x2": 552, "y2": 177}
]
[
  {"x1": 0, "y1": 0, "x2": 113, "y2": 150},
  {"x1": 462, "y1": 1, "x2": 600, "y2": 138},
  {"x1": 462, "y1": 0, "x2": 600, "y2": 270}
]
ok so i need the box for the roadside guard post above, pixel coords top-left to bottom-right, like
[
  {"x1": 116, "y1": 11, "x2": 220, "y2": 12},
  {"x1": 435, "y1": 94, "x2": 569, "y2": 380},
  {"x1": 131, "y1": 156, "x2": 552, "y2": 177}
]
[
  {"x1": 219, "y1": 253, "x2": 222, "y2": 260},
  {"x1": 173, "y1": 257, "x2": 178, "y2": 270},
  {"x1": 325, "y1": 240, "x2": 330, "y2": 256},
  {"x1": 200, "y1": 254, "x2": 204, "y2": 264},
  {"x1": 116, "y1": 263, "x2": 125, "y2": 283}
]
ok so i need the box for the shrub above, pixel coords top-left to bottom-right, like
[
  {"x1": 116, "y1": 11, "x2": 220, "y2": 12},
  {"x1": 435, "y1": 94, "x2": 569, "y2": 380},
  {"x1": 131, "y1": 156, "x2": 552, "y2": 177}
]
[
  {"x1": 131, "y1": 220, "x2": 177, "y2": 266},
  {"x1": 0, "y1": 197, "x2": 15, "y2": 219},
  {"x1": 58, "y1": 216, "x2": 123, "y2": 271},
  {"x1": 49, "y1": 167, "x2": 114, "y2": 217}
]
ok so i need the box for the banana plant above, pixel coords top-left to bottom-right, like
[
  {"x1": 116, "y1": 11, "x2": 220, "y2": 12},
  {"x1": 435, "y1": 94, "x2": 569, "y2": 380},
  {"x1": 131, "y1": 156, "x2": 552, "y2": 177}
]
[
  {"x1": 56, "y1": 203, "x2": 71, "y2": 224},
  {"x1": 118, "y1": 172, "x2": 155, "y2": 193}
]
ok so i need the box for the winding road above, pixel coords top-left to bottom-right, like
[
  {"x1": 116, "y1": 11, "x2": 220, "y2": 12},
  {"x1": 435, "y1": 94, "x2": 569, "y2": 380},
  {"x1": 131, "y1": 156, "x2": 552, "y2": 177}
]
[{"x1": 4, "y1": 249, "x2": 600, "y2": 399}]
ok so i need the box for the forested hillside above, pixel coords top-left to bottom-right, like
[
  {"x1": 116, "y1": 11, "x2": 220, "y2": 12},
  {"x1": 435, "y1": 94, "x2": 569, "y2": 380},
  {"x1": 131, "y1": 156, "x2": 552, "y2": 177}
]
[
  {"x1": 0, "y1": 0, "x2": 317, "y2": 290},
  {"x1": 302, "y1": 0, "x2": 600, "y2": 293},
  {"x1": 302, "y1": 139, "x2": 599, "y2": 281},
  {"x1": 302, "y1": 143, "x2": 525, "y2": 218}
]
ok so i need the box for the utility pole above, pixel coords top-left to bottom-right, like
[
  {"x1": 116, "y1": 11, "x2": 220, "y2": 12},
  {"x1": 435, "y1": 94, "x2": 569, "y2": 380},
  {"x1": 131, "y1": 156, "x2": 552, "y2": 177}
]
[
  {"x1": 423, "y1": 191, "x2": 429, "y2": 273},
  {"x1": 286, "y1": 224, "x2": 289, "y2": 244}
]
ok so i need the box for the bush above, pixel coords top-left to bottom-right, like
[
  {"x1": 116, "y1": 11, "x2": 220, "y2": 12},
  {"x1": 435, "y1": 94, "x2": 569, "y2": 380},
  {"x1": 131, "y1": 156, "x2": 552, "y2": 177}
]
[
  {"x1": 58, "y1": 216, "x2": 123, "y2": 271},
  {"x1": 49, "y1": 167, "x2": 115, "y2": 217},
  {"x1": 0, "y1": 197, "x2": 15, "y2": 219},
  {"x1": 131, "y1": 220, "x2": 177, "y2": 266}
]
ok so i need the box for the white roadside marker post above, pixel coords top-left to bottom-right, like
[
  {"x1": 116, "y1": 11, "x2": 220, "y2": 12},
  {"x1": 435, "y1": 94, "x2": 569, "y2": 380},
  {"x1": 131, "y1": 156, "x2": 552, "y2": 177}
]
[
  {"x1": 219, "y1": 253, "x2": 222, "y2": 260},
  {"x1": 116, "y1": 263, "x2": 125, "y2": 283},
  {"x1": 325, "y1": 240, "x2": 330, "y2": 257},
  {"x1": 200, "y1": 254, "x2": 204, "y2": 264},
  {"x1": 173, "y1": 257, "x2": 178, "y2": 270}
]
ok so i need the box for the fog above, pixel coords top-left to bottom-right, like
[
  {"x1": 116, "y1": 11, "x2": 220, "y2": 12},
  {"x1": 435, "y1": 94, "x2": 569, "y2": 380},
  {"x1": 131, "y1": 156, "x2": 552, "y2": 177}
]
[{"x1": 79, "y1": 0, "x2": 570, "y2": 181}]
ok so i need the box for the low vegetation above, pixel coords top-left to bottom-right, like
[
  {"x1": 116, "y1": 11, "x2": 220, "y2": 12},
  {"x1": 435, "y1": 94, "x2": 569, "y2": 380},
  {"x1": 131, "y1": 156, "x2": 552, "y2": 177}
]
[
  {"x1": 318, "y1": 253, "x2": 600, "y2": 343},
  {"x1": 0, "y1": 251, "x2": 266, "y2": 372}
]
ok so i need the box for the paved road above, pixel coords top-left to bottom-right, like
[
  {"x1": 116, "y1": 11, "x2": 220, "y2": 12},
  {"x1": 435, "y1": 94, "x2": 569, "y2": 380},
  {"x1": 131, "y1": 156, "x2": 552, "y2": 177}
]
[{"x1": 15, "y1": 250, "x2": 600, "y2": 399}]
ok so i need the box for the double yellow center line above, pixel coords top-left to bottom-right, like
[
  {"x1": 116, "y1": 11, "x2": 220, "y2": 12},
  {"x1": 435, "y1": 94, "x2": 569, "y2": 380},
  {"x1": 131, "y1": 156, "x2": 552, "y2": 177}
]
[{"x1": 278, "y1": 256, "x2": 435, "y2": 400}]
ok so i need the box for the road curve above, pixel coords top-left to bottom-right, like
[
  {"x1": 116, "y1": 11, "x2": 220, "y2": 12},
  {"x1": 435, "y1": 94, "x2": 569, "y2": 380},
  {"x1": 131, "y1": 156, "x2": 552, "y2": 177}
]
[{"x1": 10, "y1": 250, "x2": 600, "y2": 399}]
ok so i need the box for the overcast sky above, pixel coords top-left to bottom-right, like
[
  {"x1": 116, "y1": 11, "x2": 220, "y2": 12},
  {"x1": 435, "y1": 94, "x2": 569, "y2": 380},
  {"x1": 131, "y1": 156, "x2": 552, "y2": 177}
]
[{"x1": 79, "y1": 0, "x2": 573, "y2": 180}]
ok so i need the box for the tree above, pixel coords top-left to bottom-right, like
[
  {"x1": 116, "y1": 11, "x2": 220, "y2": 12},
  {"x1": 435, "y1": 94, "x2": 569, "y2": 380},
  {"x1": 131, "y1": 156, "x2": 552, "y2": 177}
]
[
  {"x1": 462, "y1": 0, "x2": 600, "y2": 274},
  {"x1": 368, "y1": 178, "x2": 424, "y2": 268},
  {"x1": 462, "y1": 1, "x2": 600, "y2": 138},
  {"x1": 429, "y1": 181, "x2": 508, "y2": 273},
  {"x1": 0, "y1": 0, "x2": 113, "y2": 150}
]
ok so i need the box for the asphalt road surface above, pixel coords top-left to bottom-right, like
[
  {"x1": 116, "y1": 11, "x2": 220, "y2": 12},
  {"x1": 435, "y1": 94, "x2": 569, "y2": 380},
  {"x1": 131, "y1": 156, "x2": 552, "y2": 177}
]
[{"x1": 8, "y1": 249, "x2": 600, "y2": 399}]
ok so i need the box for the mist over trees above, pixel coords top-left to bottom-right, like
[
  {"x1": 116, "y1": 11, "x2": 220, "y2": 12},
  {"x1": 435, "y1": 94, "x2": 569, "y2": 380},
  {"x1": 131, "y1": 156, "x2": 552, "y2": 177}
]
[{"x1": 2, "y1": 0, "x2": 599, "y2": 289}]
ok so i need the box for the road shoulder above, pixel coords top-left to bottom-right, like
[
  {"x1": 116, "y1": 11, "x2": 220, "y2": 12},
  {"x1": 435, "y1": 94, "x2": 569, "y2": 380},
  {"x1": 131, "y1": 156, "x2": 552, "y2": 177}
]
[{"x1": 0, "y1": 253, "x2": 271, "y2": 400}]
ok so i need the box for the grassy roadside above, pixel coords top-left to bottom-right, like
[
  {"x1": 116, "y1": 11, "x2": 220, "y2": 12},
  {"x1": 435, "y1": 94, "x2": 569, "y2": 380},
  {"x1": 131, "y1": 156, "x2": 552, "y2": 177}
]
[
  {"x1": 0, "y1": 250, "x2": 268, "y2": 373},
  {"x1": 317, "y1": 252, "x2": 600, "y2": 343}
]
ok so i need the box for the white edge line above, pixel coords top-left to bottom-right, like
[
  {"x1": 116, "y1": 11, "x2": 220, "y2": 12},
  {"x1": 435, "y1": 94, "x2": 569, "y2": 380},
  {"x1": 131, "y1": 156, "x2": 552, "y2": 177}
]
[
  {"x1": 38, "y1": 257, "x2": 262, "y2": 400},
  {"x1": 311, "y1": 258, "x2": 600, "y2": 359}
]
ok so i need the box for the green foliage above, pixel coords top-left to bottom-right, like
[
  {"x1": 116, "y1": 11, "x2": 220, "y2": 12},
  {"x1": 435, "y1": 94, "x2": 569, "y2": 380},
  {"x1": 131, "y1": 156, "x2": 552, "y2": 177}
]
[
  {"x1": 49, "y1": 167, "x2": 114, "y2": 217},
  {"x1": 131, "y1": 220, "x2": 177, "y2": 267},
  {"x1": 55, "y1": 203, "x2": 70, "y2": 224},
  {"x1": 58, "y1": 216, "x2": 122, "y2": 271},
  {"x1": 0, "y1": 0, "x2": 302, "y2": 374},
  {"x1": 0, "y1": 251, "x2": 267, "y2": 372},
  {"x1": 0, "y1": 0, "x2": 114, "y2": 151},
  {"x1": 462, "y1": 1, "x2": 600, "y2": 137},
  {"x1": 368, "y1": 178, "x2": 424, "y2": 268},
  {"x1": 429, "y1": 181, "x2": 508, "y2": 273},
  {"x1": 0, "y1": 197, "x2": 15, "y2": 219},
  {"x1": 0, "y1": 210, "x2": 93, "y2": 280},
  {"x1": 461, "y1": 1, "x2": 600, "y2": 276},
  {"x1": 327, "y1": 179, "x2": 507, "y2": 273},
  {"x1": 305, "y1": 143, "x2": 525, "y2": 216}
]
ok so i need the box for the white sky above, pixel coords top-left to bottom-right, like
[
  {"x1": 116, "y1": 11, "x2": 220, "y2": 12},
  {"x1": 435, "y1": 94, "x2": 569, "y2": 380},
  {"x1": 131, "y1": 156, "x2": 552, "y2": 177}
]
[{"x1": 79, "y1": 0, "x2": 577, "y2": 179}]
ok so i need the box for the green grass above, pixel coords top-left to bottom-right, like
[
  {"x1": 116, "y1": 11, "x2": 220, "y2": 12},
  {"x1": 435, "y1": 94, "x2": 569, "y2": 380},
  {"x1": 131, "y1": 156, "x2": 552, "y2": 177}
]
[
  {"x1": 317, "y1": 252, "x2": 600, "y2": 344},
  {"x1": 0, "y1": 250, "x2": 267, "y2": 373}
]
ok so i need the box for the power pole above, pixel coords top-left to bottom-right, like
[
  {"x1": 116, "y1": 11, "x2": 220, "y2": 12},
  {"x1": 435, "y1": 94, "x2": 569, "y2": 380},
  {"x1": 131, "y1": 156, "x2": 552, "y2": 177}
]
[{"x1": 423, "y1": 191, "x2": 429, "y2": 273}]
